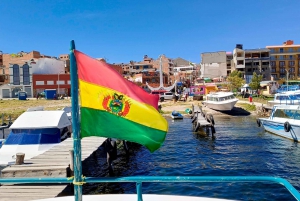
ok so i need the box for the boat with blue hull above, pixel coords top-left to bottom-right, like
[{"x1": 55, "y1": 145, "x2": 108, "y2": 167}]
[
  {"x1": 171, "y1": 110, "x2": 183, "y2": 120},
  {"x1": 0, "y1": 110, "x2": 72, "y2": 167},
  {"x1": 257, "y1": 105, "x2": 300, "y2": 142}
]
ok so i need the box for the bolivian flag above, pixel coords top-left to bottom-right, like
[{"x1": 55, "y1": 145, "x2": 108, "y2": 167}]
[{"x1": 74, "y1": 50, "x2": 168, "y2": 152}]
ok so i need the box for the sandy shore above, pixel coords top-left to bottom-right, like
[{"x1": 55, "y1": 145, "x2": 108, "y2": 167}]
[{"x1": 160, "y1": 100, "x2": 257, "y2": 117}]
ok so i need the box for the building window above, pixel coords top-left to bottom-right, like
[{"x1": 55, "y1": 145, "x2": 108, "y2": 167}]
[
  {"x1": 47, "y1": 81, "x2": 54, "y2": 85},
  {"x1": 270, "y1": 61, "x2": 276, "y2": 67},
  {"x1": 279, "y1": 55, "x2": 284, "y2": 60},
  {"x1": 279, "y1": 68, "x2": 285, "y2": 73},
  {"x1": 272, "y1": 74, "x2": 277, "y2": 78},
  {"x1": 271, "y1": 68, "x2": 276, "y2": 73},
  {"x1": 279, "y1": 61, "x2": 285, "y2": 67},
  {"x1": 23, "y1": 64, "x2": 30, "y2": 85},
  {"x1": 237, "y1": 60, "x2": 244, "y2": 65},
  {"x1": 289, "y1": 55, "x2": 293, "y2": 60},
  {"x1": 290, "y1": 67, "x2": 295, "y2": 72},
  {"x1": 279, "y1": 48, "x2": 283, "y2": 53},
  {"x1": 13, "y1": 64, "x2": 20, "y2": 85},
  {"x1": 36, "y1": 81, "x2": 44, "y2": 85},
  {"x1": 289, "y1": 61, "x2": 295, "y2": 66}
]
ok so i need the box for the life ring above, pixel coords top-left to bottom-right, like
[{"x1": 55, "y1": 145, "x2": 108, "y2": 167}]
[
  {"x1": 284, "y1": 121, "x2": 291, "y2": 132},
  {"x1": 256, "y1": 119, "x2": 261, "y2": 127}
]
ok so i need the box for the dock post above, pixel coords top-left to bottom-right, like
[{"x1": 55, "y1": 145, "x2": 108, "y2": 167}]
[{"x1": 15, "y1": 153, "x2": 25, "y2": 165}]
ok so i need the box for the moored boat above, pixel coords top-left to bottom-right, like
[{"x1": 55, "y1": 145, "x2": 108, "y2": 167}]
[
  {"x1": 257, "y1": 104, "x2": 300, "y2": 142},
  {"x1": 171, "y1": 110, "x2": 183, "y2": 120},
  {"x1": 202, "y1": 92, "x2": 238, "y2": 111},
  {"x1": 0, "y1": 110, "x2": 72, "y2": 167},
  {"x1": 268, "y1": 90, "x2": 300, "y2": 107}
]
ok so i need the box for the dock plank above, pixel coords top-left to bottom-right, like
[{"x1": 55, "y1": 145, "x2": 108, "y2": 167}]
[{"x1": 0, "y1": 136, "x2": 107, "y2": 200}]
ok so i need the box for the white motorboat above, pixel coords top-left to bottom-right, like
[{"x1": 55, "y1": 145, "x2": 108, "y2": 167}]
[
  {"x1": 202, "y1": 92, "x2": 238, "y2": 111},
  {"x1": 268, "y1": 90, "x2": 300, "y2": 107},
  {"x1": 0, "y1": 110, "x2": 72, "y2": 167},
  {"x1": 257, "y1": 105, "x2": 300, "y2": 142}
]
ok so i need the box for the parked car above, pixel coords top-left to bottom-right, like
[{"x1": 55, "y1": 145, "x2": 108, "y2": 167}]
[{"x1": 150, "y1": 91, "x2": 174, "y2": 102}]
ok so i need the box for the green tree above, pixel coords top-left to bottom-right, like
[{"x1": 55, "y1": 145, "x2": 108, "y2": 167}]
[
  {"x1": 226, "y1": 70, "x2": 245, "y2": 92},
  {"x1": 249, "y1": 72, "x2": 262, "y2": 91}
]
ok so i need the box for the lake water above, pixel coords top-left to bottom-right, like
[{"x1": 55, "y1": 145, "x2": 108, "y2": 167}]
[{"x1": 83, "y1": 115, "x2": 300, "y2": 201}]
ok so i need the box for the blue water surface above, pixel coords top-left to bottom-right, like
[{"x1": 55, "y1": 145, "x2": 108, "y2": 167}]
[{"x1": 86, "y1": 115, "x2": 300, "y2": 201}]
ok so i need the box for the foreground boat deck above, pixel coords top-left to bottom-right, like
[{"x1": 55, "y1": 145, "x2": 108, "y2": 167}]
[{"x1": 0, "y1": 137, "x2": 107, "y2": 201}]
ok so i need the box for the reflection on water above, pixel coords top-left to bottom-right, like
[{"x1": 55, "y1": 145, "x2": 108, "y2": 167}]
[{"x1": 85, "y1": 116, "x2": 300, "y2": 201}]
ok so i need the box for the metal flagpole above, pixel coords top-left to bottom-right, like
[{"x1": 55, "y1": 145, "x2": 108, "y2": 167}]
[{"x1": 69, "y1": 40, "x2": 83, "y2": 201}]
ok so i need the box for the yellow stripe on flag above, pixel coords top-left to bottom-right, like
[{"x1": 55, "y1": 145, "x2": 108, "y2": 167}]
[{"x1": 79, "y1": 80, "x2": 168, "y2": 132}]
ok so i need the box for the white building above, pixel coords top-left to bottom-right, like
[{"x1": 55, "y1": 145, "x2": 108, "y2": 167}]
[
  {"x1": 0, "y1": 58, "x2": 65, "y2": 99},
  {"x1": 200, "y1": 51, "x2": 227, "y2": 79}
]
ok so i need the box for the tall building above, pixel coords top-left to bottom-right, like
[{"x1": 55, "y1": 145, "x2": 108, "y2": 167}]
[
  {"x1": 266, "y1": 40, "x2": 300, "y2": 80},
  {"x1": 232, "y1": 44, "x2": 271, "y2": 83}
]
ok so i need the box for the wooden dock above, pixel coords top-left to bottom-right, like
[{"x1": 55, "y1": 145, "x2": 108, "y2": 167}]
[
  {"x1": 0, "y1": 136, "x2": 107, "y2": 201},
  {"x1": 191, "y1": 104, "x2": 216, "y2": 134}
]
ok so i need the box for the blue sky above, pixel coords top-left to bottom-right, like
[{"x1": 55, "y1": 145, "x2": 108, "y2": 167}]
[{"x1": 1, "y1": 0, "x2": 299, "y2": 63}]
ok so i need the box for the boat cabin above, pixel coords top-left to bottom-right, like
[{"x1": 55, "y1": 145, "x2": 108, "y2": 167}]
[
  {"x1": 5, "y1": 110, "x2": 72, "y2": 145},
  {"x1": 206, "y1": 92, "x2": 235, "y2": 102}
]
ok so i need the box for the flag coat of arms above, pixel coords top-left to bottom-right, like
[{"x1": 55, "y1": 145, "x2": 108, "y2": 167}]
[{"x1": 74, "y1": 50, "x2": 168, "y2": 152}]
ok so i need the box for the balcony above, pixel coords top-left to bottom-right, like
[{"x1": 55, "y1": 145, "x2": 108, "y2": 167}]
[
  {"x1": 236, "y1": 64, "x2": 245, "y2": 69},
  {"x1": 270, "y1": 50, "x2": 300, "y2": 55},
  {"x1": 245, "y1": 57, "x2": 270, "y2": 61}
]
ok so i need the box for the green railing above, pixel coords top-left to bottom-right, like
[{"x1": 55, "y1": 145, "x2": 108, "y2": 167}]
[{"x1": 1, "y1": 175, "x2": 300, "y2": 201}]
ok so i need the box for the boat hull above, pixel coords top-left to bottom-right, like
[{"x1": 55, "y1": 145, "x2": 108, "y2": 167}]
[
  {"x1": 33, "y1": 194, "x2": 234, "y2": 201},
  {"x1": 171, "y1": 115, "x2": 183, "y2": 120},
  {"x1": 203, "y1": 99, "x2": 238, "y2": 111},
  {"x1": 259, "y1": 118, "x2": 300, "y2": 142},
  {"x1": 171, "y1": 111, "x2": 184, "y2": 119}
]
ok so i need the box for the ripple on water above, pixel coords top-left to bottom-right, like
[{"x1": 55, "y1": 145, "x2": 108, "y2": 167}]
[{"x1": 85, "y1": 116, "x2": 300, "y2": 201}]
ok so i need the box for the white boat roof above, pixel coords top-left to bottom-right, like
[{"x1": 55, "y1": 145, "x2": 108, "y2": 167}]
[
  {"x1": 10, "y1": 111, "x2": 71, "y2": 129},
  {"x1": 207, "y1": 92, "x2": 234, "y2": 97}
]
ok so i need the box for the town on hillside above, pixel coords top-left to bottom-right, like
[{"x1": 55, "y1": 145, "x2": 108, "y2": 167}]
[{"x1": 0, "y1": 39, "x2": 299, "y2": 99}]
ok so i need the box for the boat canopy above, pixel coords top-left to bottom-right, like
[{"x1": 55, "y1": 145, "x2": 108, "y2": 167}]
[{"x1": 10, "y1": 111, "x2": 71, "y2": 129}]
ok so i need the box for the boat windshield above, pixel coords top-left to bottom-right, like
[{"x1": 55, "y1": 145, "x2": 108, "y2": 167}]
[
  {"x1": 290, "y1": 94, "x2": 300, "y2": 100},
  {"x1": 272, "y1": 109, "x2": 300, "y2": 120},
  {"x1": 275, "y1": 95, "x2": 289, "y2": 101},
  {"x1": 207, "y1": 95, "x2": 235, "y2": 101},
  {"x1": 5, "y1": 128, "x2": 61, "y2": 145}
]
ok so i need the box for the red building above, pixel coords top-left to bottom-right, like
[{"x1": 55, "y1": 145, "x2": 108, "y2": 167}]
[{"x1": 32, "y1": 74, "x2": 71, "y2": 97}]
